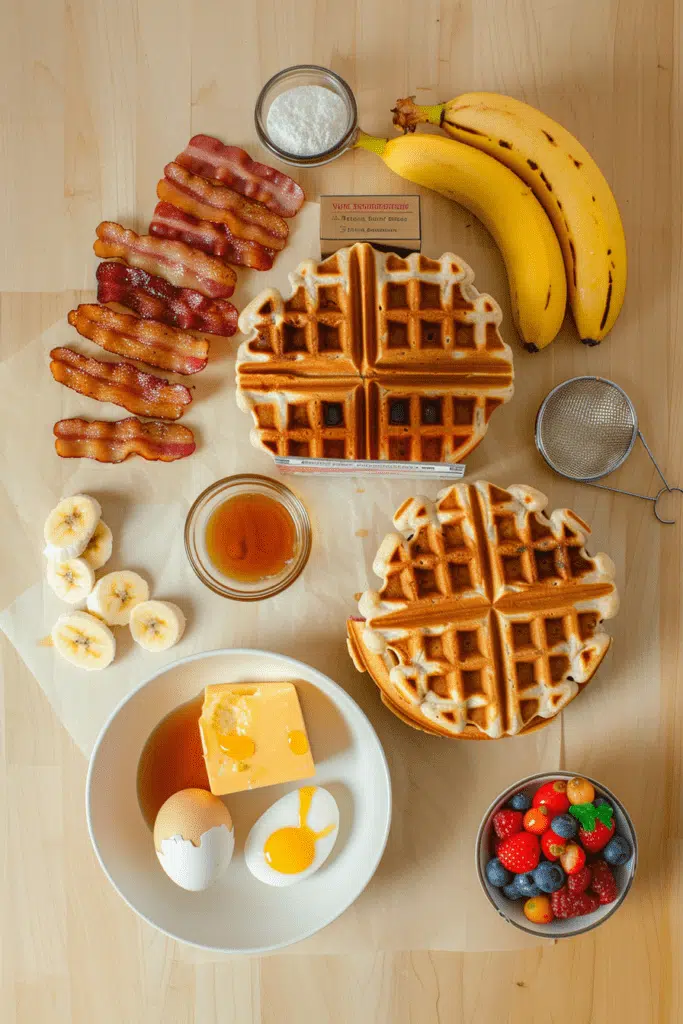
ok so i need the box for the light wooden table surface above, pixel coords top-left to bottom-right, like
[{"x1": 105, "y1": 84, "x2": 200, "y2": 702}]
[{"x1": 2, "y1": 1, "x2": 682, "y2": 1021}]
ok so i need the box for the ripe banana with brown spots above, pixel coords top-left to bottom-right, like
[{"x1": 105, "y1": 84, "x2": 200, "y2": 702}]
[
  {"x1": 355, "y1": 130, "x2": 566, "y2": 351},
  {"x1": 393, "y1": 93, "x2": 626, "y2": 344}
]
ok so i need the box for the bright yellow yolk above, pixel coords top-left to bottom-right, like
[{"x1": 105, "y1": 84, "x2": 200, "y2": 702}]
[
  {"x1": 287, "y1": 729, "x2": 309, "y2": 755},
  {"x1": 263, "y1": 786, "x2": 335, "y2": 875},
  {"x1": 264, "y1": 825, "x2": 317, "y2": 874},
  {"x1": 218, "y1": 733, "x2": 255, "y2": 761}
]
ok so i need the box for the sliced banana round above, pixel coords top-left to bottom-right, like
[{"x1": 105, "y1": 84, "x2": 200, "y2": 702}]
[
  {"x1": 52, "y1": 610, "x2": 116, "y2": 671},
  {"x1": 81, "y1": 520, "x2": 113, "y2": 571},
  {"x1": 87, "y1": 570, "x2": 150, "y2": 626},
  {"x1": 130, "y1": 600, "x2": 186, "y2": 652},
  {"x1": 44, "y1": 495, "x2": 102, "y2": 561},
  {"x1": 46, "y1": 557, "x2": 95, "y2": 604}
]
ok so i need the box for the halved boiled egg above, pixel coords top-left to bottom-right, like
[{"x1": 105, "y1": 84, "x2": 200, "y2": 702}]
[
  {"x1": 153, "y1": 788, "x2": 234, "y2": 891},
  {"x1": 245, "y1": 786, "x2": 339, "y2": 887}
]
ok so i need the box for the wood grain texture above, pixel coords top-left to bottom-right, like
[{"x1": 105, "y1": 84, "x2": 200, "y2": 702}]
[{"x1": 2, "y1": 0, "x2": 682, "y2": 1020}]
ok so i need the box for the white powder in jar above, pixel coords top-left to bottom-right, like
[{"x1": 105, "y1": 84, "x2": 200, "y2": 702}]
[{"x1": 266, "y1": 85, "x2": 350, "y2": 157}]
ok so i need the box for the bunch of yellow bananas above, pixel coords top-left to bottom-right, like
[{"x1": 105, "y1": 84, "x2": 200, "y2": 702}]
[{"x1": 356, "y1": 92, "x2": 626, "y2": 351}]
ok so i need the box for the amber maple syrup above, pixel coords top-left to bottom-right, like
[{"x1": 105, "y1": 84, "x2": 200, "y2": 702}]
[
  {"x1": 137, "y1": 695, "x2": 209, "y2": 828},
  {"x1": 205, "y1": 492, "x2": 296, "y2": 582}
]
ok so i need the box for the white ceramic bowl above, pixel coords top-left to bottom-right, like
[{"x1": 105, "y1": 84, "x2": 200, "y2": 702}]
[
  {"x1": 476, "y1": 771, "x2": 637, "y2": 938},
  {"x1": 86, "y1": 649, "x2": 392, "y2": 953}
]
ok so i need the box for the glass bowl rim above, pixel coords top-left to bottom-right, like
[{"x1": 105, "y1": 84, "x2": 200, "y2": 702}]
[
  {"x1": 184, "y1": 474, "x2": 312, "y2": 601},
  {"x1": 254, "y1": 63, "x2": 359, "y2": 167}
]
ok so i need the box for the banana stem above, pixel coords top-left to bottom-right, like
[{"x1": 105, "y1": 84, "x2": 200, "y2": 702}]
[
  {"x1": 354, "y1": 130, "x2": 388, "y2": 156},
  {"x1": 392, "y1": 97, "x2": 444, "y2": 132}
]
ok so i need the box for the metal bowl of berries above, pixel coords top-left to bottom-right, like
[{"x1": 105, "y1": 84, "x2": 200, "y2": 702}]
[{"x1": 476, "y1": 771, "x2": 638, "y2": 938}]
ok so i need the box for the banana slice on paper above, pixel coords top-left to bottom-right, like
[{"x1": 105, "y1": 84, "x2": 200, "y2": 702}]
[
  {"x1": 87, "y1": 570, "x2": 150, "y2": 626},
  {"x1": 130, "y1": 600, "x2": 186, "y2": 652},
  {"x1": 43, "y1": 495, "x2": 102, "y2": 561},
  {"x1": 46, "y1": 557, "x2": 95, "y2": 604},
  {"x1": 52, "y1": 610, "x2": 116, "y2": 671},
  {"x1": 81, "y1": 520, "x2": 113, "y2": 571}
]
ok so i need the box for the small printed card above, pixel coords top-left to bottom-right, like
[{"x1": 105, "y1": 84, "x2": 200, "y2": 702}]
[{"x1": 320, "y1": 194, "x2": 421, "y2": 257}]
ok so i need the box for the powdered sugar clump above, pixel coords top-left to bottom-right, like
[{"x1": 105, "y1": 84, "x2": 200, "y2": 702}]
[{"x1": 266, "y1": 85, "x2": 349, "y2": 157}]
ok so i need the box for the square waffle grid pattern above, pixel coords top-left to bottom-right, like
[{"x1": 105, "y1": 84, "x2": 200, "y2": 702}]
[
  {"x1": 237, "y1": 247, "x2": 361, "y2": 377},
  {"x1": 236, "y1": 244, "x2": 514, "y2": 463},
  {"x1": 356, "y1": 483, "x2": 618, "y2": 738},
  {"x1": 369, "y1": 380, "x2": 506, "y2": 464},
  {"x1": 370, "y1": 248, "x2": 511, "y2": 372},
  {"x1": 235, "y1": 379, "x2": 364, "y2": 459}
]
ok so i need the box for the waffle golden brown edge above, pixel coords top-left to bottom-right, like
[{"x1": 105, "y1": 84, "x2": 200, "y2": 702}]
[
  {"x1": 348, "y1": 481, "x2": 619, "y2": 739},
  {"x1": 236, "y1": 243, "x2": 514, "y2": 463}
]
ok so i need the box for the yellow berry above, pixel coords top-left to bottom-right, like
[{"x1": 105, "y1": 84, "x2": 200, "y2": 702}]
[
  {"x1": 524, "y1": 896, "x2": 554, "y2": 924},
  {"x1": 567, "y1": 777, "x2": 595, "y2": 805}
]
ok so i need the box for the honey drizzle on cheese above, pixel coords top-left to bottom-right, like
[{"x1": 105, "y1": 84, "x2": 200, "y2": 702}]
[{"x1": 287, "y1": 729, "x2": 309, "y2": 755}]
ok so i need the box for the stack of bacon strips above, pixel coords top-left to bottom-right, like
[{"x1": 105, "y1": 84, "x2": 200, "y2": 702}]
[{"x1": 51, "y1": 135, "x2": 304, "y2": 463}]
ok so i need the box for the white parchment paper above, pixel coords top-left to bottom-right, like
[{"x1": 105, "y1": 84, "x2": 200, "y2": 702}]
[{"x1": 0, "y1": 202, "x2": 558, "y2": 951}]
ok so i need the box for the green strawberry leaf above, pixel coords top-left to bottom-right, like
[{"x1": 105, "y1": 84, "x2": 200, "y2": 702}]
[
  {"x1": 568, "y1": 802, "x2": 598, "y2": 830},
  {"x1": 596, "y1": 803, "x2": 614, "y2": 828},
  {"x1": 569, "y1": 802, "x2": 615, "y2": 832}
]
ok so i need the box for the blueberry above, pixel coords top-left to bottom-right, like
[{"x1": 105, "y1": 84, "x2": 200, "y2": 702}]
[
  {"x1": 507, "y1": 792, "x2": 532, "y2": 812},
  {"x1": 485, "y1": 857, "x2": 512, "y2": 888},
  {"x1": 532, "y1": 861, "x2": 566, "y2": 894},
  {"x1": 514, "y1": 872, "x2": 541, "y2": 897},
  {"x1": 551, "y1": 813, "x2": 579, "y2": 839},
  {"x1": 603, "y1": 835, "x2": 632, "y2": 866},
  {"x1": 594, "y1": 797, "x2": 609, "y2": 807},
  {"x1": 502, "y1": 881, "x2": 524, "y2": 900}
]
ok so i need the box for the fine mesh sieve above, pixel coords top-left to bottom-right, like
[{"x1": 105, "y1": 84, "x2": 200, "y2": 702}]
[{"x1": 536, "y1": 376, "x2": 680, "y2": 524}]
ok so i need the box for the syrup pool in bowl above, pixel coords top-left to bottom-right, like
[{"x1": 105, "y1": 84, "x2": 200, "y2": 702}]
[
  {"x1": 136, "y1": 695, "x2": 209, "y2": 827},
  {"x1": 184, "y1": 475, "x2": 312, "y2": 601},
  {"x1": 205, "y1": 492, "x2": 296, "y2": 583}
]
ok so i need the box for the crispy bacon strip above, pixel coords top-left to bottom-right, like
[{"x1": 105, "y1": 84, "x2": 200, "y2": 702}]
[
  {"x1": 54, "y1": 417, "x2": 196, "y2": 462},
  {"x1": 68, "y1": 304, "x2": 209, "y2": 375},
  {"x1": 94, "y1": 222, "x2": 236, "y2": 299},
  {"x1": 96, "y1": 262, "x2": 238, "y2": 337},
  {"x1": 149, "y1": 202, "x2": 275, "y2": 271},
  {"x1": 50, "y1": 347, "x2": 192, "y2": 421},
  {"x1": 176, "y1": 134, "x2": 305, "y2": 218},
  {"x1": 159, "y1": 163, "x2": 288, "y2": 251}
]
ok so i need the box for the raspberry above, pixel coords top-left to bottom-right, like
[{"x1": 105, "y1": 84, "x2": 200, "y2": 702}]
[
  {"x1": 551, "y1": 886, "x2": 600, "y2": 919},
  {"x1": 567, "y1": 866, "x2": 592, "y2": 894},
  {"x1": 590, "y1": 860, "x2": 618, "y2": 905}
]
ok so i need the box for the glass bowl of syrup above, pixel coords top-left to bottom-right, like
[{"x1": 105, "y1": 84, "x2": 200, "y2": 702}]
[{"x1": 184, "y1": 475, "x2": 312, "y2": 600}]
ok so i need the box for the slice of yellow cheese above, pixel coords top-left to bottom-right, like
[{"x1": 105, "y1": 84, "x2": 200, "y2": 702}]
[{"x1": 199, "y1": 681, "x2": 315, "y2": 795}]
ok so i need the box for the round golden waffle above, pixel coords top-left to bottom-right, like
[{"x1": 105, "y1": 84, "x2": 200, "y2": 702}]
[
  {"x1": 236, "y1": 244, "x2": 514, "y2": 462},
  {"x1": 348, "y1": 482, "x2": 619, "y2": 739}
]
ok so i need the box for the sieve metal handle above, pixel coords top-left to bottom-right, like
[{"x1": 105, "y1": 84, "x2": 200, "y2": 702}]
[{"x1": 582, "y1": 431, "x2": 677, "y2": 523}]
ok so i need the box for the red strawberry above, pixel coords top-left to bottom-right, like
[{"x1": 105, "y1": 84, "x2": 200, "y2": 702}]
[
  {"x1": 590, "y1": 860, "x2": 618, "y2": 905},
  {"x1": 551, "y1": 885, "x2": 601, "y2": 919},
  {"x1": 493, "y1": 809, "x2": 524, "y2": 840},
  {"x1": 560, "y1": 841, "x2": 587, "y2": 875},
  {"x1": 541, "y1": 829, "x2": 567, "y2": 861},
  {"x1": 523, "y1": 806, "x2": 550, "y2": 835},
  {"x1": 567, "y1": 865, "x2": 592, "y2": 894},
  {"x1": 497, "y1": 832, "x2": 540, "y2": 873},
  {"x1": 532, "y1": 780, "x2": 570, "y2": 816},
  {"x1": 579, "y1": 818, "x2": 615, "y2": 853}
]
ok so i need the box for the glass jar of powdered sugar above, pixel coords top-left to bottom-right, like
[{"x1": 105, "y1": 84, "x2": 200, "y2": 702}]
[{"x1": 255, "y1": 65, "x2": 358, "y2": 167}]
